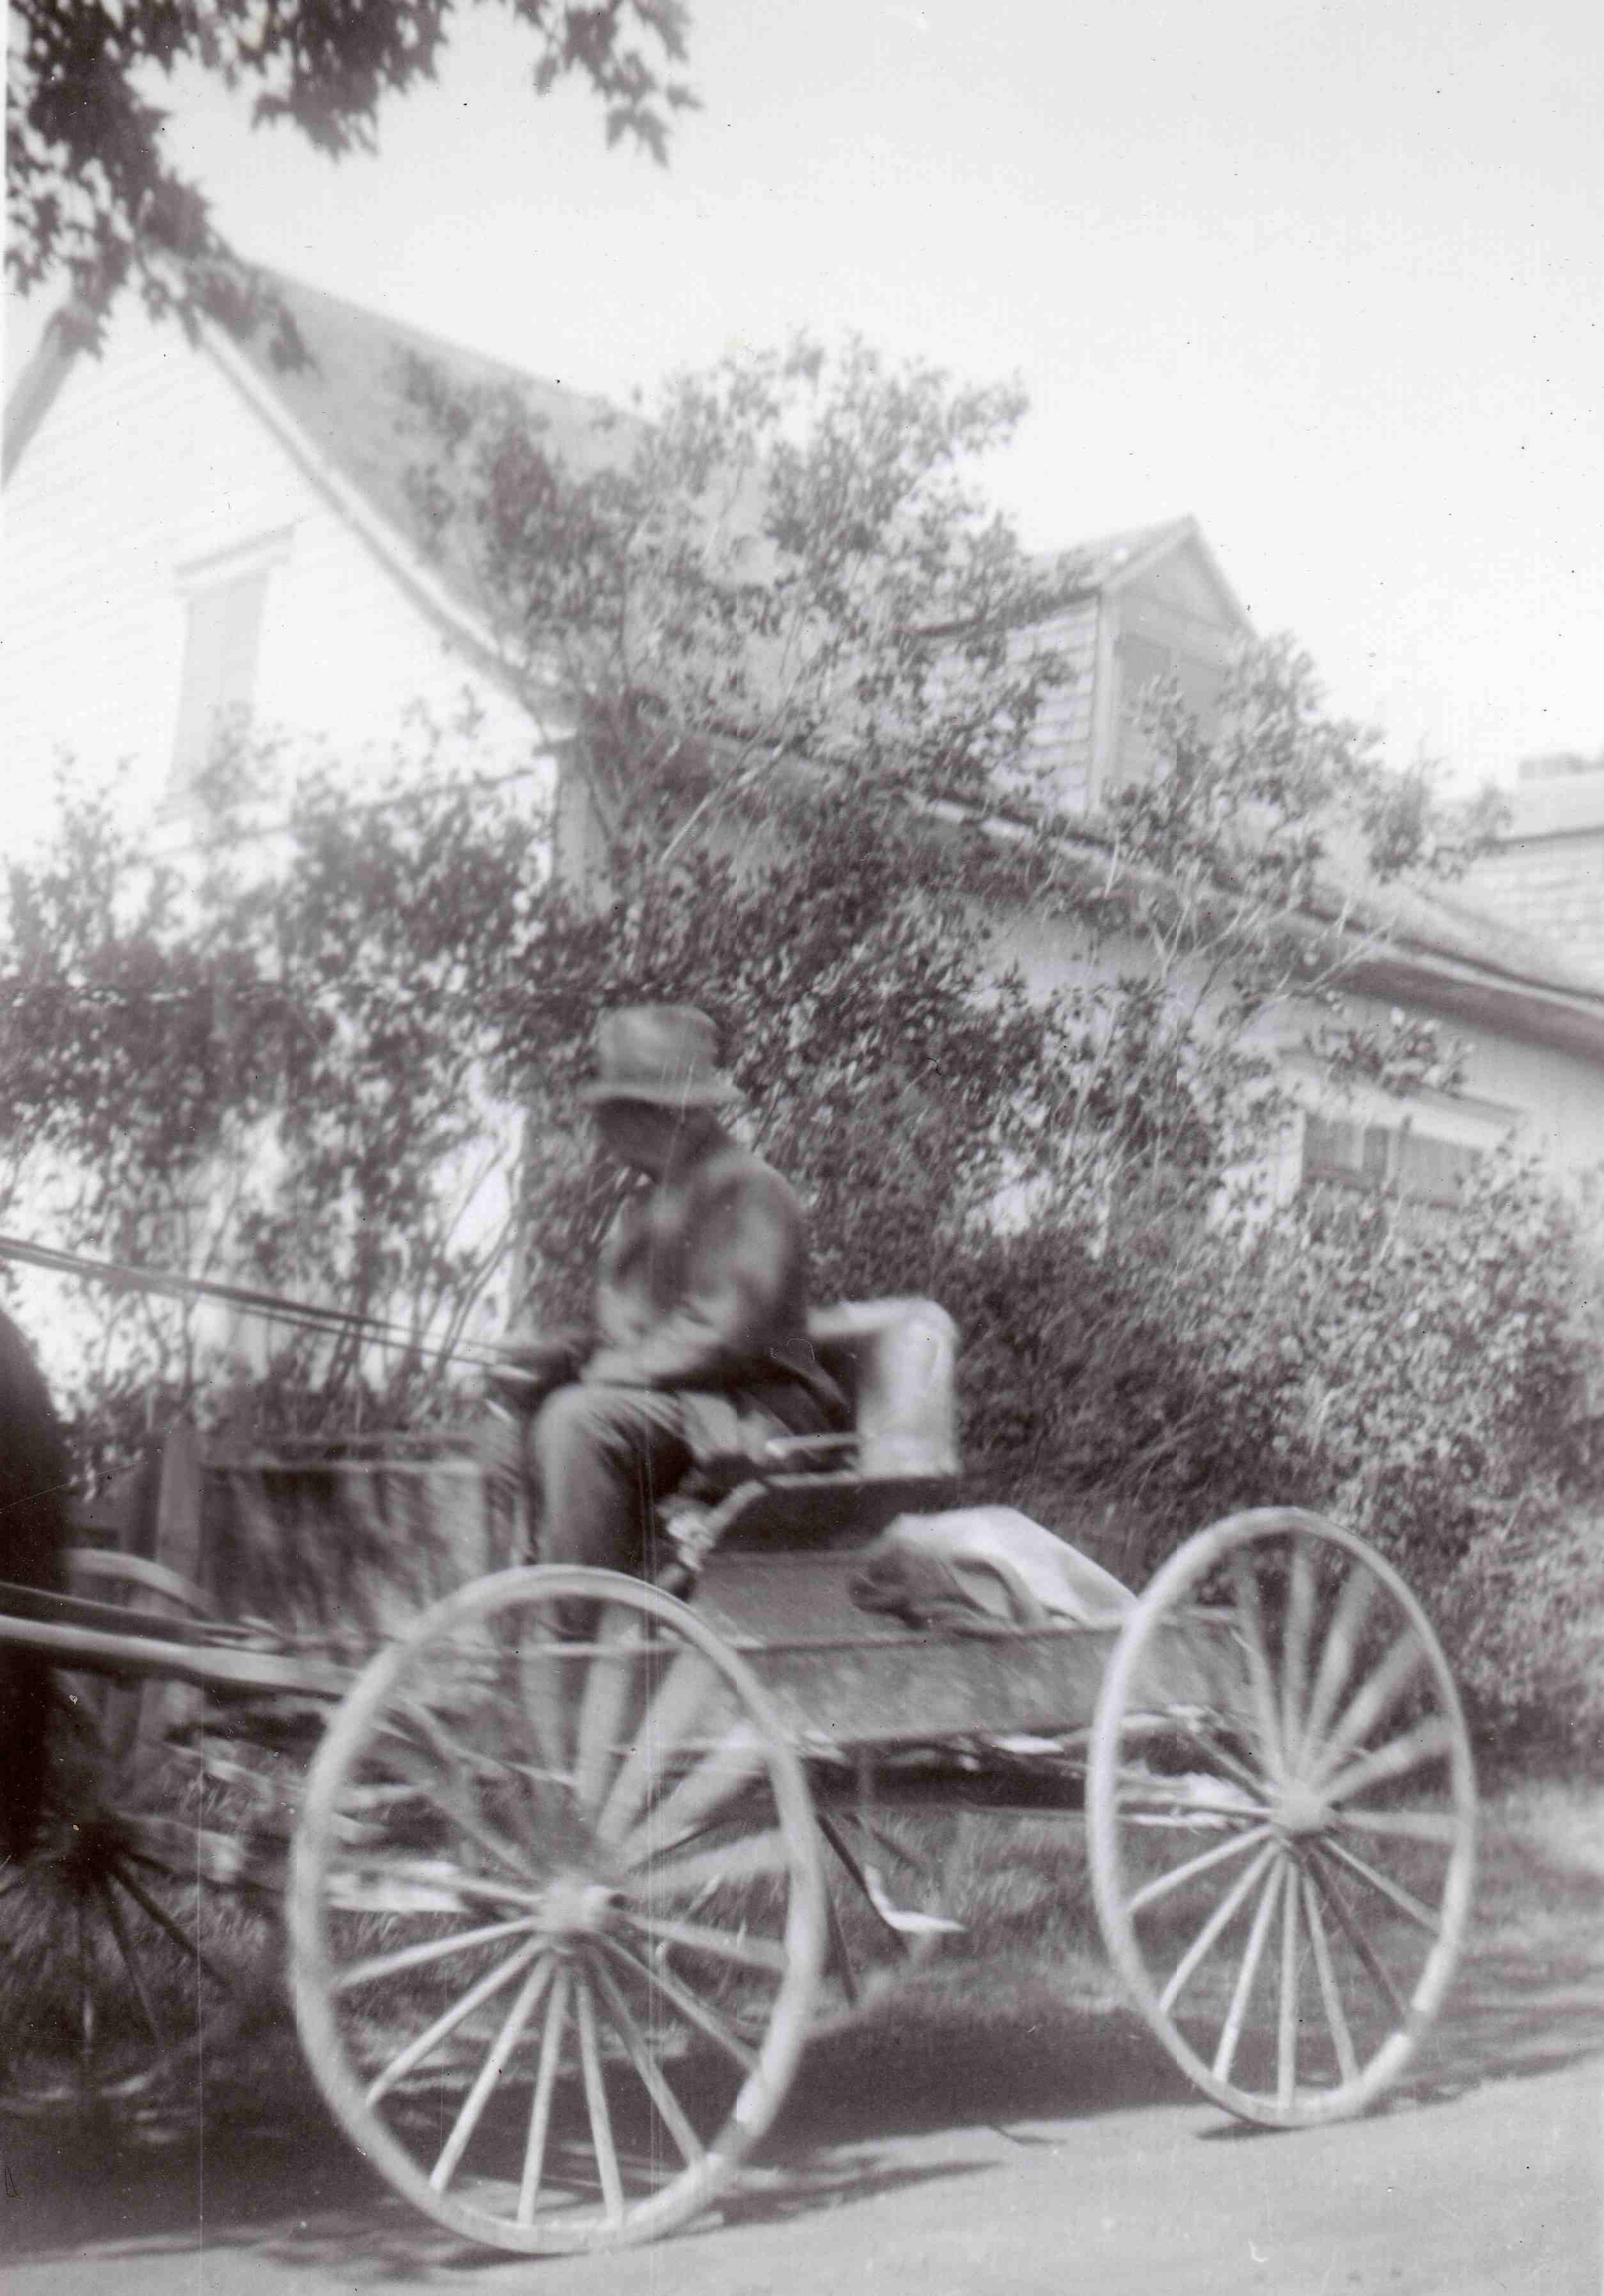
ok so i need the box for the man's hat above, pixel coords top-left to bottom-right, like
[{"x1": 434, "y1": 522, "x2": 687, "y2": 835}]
[{"x1": 579, "y1": 1005, "x2": 741, "y2": 1109}]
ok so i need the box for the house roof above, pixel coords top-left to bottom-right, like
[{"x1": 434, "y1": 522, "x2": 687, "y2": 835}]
[
  {"x1": 7, "y1": 265, "x2": 1602, "y2": 1054},
  {"x1": 1058, "y1": 515, "x2": 1252, "y2": 626},
  {"x1": 3, "y1": 267, "x2": 634, "y2": 651},
  {"x1": 1492, "y1": 763, "x2": 1604, "y2": 845},
  {"x1": 224, "y1": 269, "x2": 634, "y2": 610}
]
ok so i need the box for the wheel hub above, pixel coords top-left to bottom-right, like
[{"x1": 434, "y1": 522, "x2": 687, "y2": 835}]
[
  {"x1": 536, "y1": 1872, "x2": 619, "y2": 1940},
  {"x1": 1272, "y1": 1782, "x2": 1331, "y2": 1838}
]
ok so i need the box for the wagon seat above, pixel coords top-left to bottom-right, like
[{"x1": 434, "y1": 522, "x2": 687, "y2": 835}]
[{"x1": 660, "y1": 1299, "x2": 961, "y2": 1637}]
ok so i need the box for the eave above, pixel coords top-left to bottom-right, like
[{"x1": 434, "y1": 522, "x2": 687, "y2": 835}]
[
  {"x1": 948, "y1": 801, "x2": 1604, "y2": 1073},
  {"x1": 1341, "y1": 945, "x2": 1604, "y2": 1066}
]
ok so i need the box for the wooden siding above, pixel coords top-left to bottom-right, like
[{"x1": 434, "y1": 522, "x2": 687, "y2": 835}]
[
  {"x1": 3, "y1": 301, "x2": 539, "y2": 858},
  {"x1": 996, "y1": 908, "x2": 1604, "y2": 1190},
  {"x1": 1015, "y1": 598, "x2": 1099, "y2": 811}
]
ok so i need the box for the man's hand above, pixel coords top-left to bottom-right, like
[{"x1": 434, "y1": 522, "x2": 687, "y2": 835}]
[
  {"x1": 581, "y1": 1346, "x2": 647, "y2": 1386},
  {"x1": 486, "y1": 1329, "x2": 588, "y2": 1413}
]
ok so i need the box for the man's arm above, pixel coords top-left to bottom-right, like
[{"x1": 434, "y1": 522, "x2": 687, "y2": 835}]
[
  {"x1": 584, "y1": 1162, "x2": 803, "y2": 1388},
  {"x1": 486, "y1": 1327, "x2": 590, "y2": 1411}
]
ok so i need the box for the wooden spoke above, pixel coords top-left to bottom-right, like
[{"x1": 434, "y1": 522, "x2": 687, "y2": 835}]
[
  {"x1": 379, "y1": 1710, "x2": 532, "y2": 1883},
  {"x1": 1301, "y1": 1868, "x2": 1358, "y2": 2086},
  {"x1": 333, "y1": 1914, "x2": 537, "y2": 1995},
  {"x1": 1158, "y1": 1842, "x2": 1277, "y2": 2015},
  {"x1": 1280, "y1": 1538, "x2": 1319, "y2": 1766},
  {"x1": 109, "y1": 1860, "x2": 232, "y2": 1990},
  {"x1": 395, "y1": 1691, "x2": 510, "y2": 1785},
  {"x1": 1276, "y1": 1861, "x2": 1300, "y2": 2109},
  {"x1": 1305, "y1": 1852, "x2": 1408, "y2": 2027},
  {"x1": 290, "y1": 1567, "x2": 822, "y2": 2251},
  {"x1": 1333, "y1": 1806, "x2": 1461, "y2": 1846},
  {"x1": 628, "y1": 1826, "x2": 789, "y2": 1908},
  {"x1": 615, "y1": 1726, "x2": 766, "y2": 1874},
  {"x1": 1229, "y1": 1548, "x2": 1284, "y2": 1780},
  {"x1": 589, "y1": 1956, "x2": 706, "y2": 2171},
  {"x1": 1316, "y1": 1836, "x2": 1440, "y2": 1935},
  {"x1": 575, "y1": 1972, "x2": 625, "y2": 2226},
  {"x1": 366, "y1": 1939, "x2": 546, "y2": 2109},
  {"x1": 1126, "y1": 1823, "x2": 1275, "y2": 1917},
  {"x1": 1167, "y1": 1709, "x2": 1275, "y2": 1801},
  {"x1": 618, "y1": 1912, "x2": 789, "y2": 1976},
  {"x1": 324, "y1": 1854, "x2": 546, "y2": 1917},
  {"x1": 1323, "y1": 1716, "x2": 1456, "y2": 1807},
  {"x1": 1307, "y1": 1631, "x2": 1428, "y2": 1787},
  {"x1": 516, "y1": 1965, "x2": 571, "y2": 2224},
  {"x1": 1298, "y1": 1564, "x2": 1378, "y2": 1764},
  {"x1": 428, "y1": 1956, "x2": 554, "y2": 2194},
  {"x1": 1090, "y1": 1513, "x2": 1475, "y2": 2132},
  {"x1": 1212, "y1": 1857, "x2": 1284, "y2": 2085},
  {"x1": 517, "y1": 1637, "x2": 573, "y2": 1784},
  {"x1": 595, "y1": 1650, "x2": 717, "y2": 1848},
  {"x1": 596, "y1": 1936, "x2": 757, "y2": 2073},
  {"x1": 97, "y1": 1876, "x2": 162, "y2": 2043},
  {"x1": 574, "y1": 1613, "x2": 644, "y2": 1817},
  {"x1": 1115, "y1": 1770, "x2": 1270, "y2": 1823}
]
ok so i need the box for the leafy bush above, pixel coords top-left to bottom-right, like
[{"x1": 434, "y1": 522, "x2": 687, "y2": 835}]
[{"x1": 938, "y1": 1150, "x2": 1604, "y2": 1759}]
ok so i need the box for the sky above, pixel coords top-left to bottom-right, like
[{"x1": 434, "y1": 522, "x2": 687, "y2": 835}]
[{"x1": 7, "y1": 0, "x2": 1601, "y2": 793}]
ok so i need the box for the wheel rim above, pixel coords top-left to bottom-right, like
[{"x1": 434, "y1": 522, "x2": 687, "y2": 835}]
[
  {"x1": 1, "y1": 1552, "x2": 246, "y2": 2118},
  {"x1": 288, "y1": 1566, "x2": 826, "y2": 2252},
  {"x1": 1089, "y1": 1510, "x2": 1477, "y2": 2127}
]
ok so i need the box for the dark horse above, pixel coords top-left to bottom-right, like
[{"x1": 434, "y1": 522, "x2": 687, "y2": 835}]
[{"x1": 0, "y1": 1306, "x2": 69, "y2": 1862}]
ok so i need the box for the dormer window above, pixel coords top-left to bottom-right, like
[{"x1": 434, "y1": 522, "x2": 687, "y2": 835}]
[
  {"x1": 1113, "y1": 628, "x2": 1228, "y2": 789},
  {"x1": 168, "y1": 530, "x2": 291, "y2": 802}
]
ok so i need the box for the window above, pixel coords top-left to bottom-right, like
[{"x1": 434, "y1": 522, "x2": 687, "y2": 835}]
[
  {"x1": 168, "y1": 534, "x2": 289, "y2": 802},
  {"x1": 1302, "y1": 1114, "x2": 1480, "y2": 1212},
  {"x1": 1114, "y1": 631, "x2": 1227, "y2": 788}
]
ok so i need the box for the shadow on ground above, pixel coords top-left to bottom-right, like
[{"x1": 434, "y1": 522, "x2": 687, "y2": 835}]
[{"x1": 3, "y1": 1815, "x2": 1601, "y2": 2276}]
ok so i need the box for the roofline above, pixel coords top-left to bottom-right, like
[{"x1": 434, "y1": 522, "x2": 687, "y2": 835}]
[
  {"x1": 199, "y1": 320, "x2": 536, "y2": 697},
  {"x1": 1063, "y1": 514, "x2": 1254, "y2": 629},
  {"x1": 1092, "y1": 514, "x2": 1200, "y2": 593},
  {"x1": 3, "y1": 305, "x2": 84, "y2": 483},
  {"x1": 928, "y1": 796, "x2": 1604, "y2": 1069},
  {"x1": 1341, "y1": 944, "x2": 1604, "y2": 1066}
]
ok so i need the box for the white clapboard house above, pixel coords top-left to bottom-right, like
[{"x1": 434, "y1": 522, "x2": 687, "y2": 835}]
[{"x1": 6, "y1": 265, "x2": 1604, "y2": 1354}]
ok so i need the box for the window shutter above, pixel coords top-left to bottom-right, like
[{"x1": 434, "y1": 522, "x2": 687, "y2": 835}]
[
  {"x1": 1303, "y1": 1114, "x2": 1479, "y2": 1214},
  {"x1": 168, "y1": 567, "x2": 270, "y2": 798}
]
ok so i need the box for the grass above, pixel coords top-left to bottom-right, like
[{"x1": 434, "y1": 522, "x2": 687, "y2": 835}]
[{"x1": 3, "y1": 1755, "x2": 1600, "y2": 2135}]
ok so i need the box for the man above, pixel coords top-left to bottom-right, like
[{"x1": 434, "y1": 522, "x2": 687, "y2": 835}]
[
  {"x1": 0, "y1": 1305, "x2": 70, "y2": 1862},
  {"x1": 498, "y1": 1005, "x2": 845, "y2": 1575}
]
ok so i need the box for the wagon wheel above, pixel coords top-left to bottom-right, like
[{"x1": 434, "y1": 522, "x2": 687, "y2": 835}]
[
  {"x1": 0, "y1": 1552, "x2": 251, "y2": 2117},
  {"x1": 288, "y1": 1566, "x2": 826, "y2": 2253},
  {"x1": 1088, "y1": 1509, "x2": 1476, "y2": 2128}
]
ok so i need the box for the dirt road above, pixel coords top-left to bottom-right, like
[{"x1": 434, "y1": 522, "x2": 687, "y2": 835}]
[
  {"x1": 1, "y1": 1955, "x2": 1598, "y2": 2296},
  {"x1": 4, "y1": 1782, "x2": 1601, "y2": 2294}
]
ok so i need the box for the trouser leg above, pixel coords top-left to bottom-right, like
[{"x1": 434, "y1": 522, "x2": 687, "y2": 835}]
[{"x1": 530, "y1": 1385, "x2": 693, "y2": 1574}]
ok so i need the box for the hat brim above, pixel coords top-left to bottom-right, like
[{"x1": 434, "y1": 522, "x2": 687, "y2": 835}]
[{"x1": 579, "y1": 1077, "x2": 742, "y2": 1107}]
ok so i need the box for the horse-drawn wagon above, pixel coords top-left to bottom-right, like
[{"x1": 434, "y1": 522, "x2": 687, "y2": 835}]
[{"x1": 0, "y1": 1298, "x2": 1477, "y2": 2252}]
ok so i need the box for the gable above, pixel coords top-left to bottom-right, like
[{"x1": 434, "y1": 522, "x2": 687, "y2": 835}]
[
  {"x1": 1123, "y1": 545, "x2": 1247, "y2": 640},
  {"x1": 227, "y1": 269, "x2": 634, "y2": 612},
  {"x1": 3, "y1": 296, "x2": 537, "y2": 848}
]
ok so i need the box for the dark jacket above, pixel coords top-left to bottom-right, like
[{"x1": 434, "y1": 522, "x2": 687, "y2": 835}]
[{"x1": 584, "y1": 1137, "x2": 844, "y2": 1427}]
